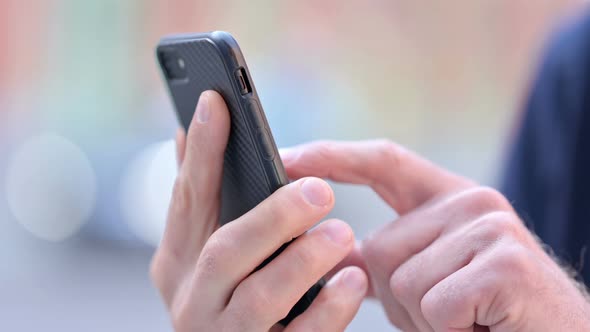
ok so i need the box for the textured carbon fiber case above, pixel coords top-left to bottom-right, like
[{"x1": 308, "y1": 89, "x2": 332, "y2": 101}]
[
  {"x1": 157, "y1": 31, "x2": 287, "y2": 224},
  {"x1": 156, "y1": 31, "x2": 322, "y2": 326}
]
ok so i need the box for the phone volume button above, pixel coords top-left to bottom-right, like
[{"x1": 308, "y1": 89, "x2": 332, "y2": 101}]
[
  {"x1": 247, "y1": 99, "x2": 266, "y2": 129},
  {"x1": 257, "y1": 127, "x2": 275, "y2": 160}
]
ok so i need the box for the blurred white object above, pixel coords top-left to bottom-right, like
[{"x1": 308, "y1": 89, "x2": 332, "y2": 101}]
[
  {"x1": 5, "y1": 133, "x2": 97, "y2": 242},
  {"x1": 120, "y1": 139, "x2": 177, "y2": 246}
]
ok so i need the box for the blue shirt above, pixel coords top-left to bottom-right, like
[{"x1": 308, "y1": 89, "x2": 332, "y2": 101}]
[{"x1": 502, "y1": 12, "x2": 590, "y2": 285}]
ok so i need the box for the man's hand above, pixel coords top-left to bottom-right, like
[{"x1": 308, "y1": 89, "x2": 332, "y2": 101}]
[
  {"x1": 150, "y1": 92, "x2": 368, "y2": 332},
  {"x1": 282, "y1": 140, "x2": 590, "y2": 331}
]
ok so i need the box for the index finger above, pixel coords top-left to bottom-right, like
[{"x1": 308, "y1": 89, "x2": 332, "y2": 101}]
[{"x1": 280, "y1": 140, "x2": 473, "y2": 214}]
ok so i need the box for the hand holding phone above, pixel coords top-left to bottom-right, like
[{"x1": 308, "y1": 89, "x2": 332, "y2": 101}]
[
  {"x1": 150, "y1": 90, "x2": 368, "y2": 331},
  {"x1": 153, "y1": 32, "x2": 368, "y2": 328}
]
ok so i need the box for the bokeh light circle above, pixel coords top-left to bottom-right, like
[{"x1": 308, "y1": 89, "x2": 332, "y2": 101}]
[
  {"x1": 120, "y1": 140, "x2": 177, "y2": 246},
  {"x1": 5, "y1": 133, "x2": 97, "y2": 242}
]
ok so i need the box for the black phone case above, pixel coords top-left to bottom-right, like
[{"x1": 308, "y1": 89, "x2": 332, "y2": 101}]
[{"x1": 156, "y1": 31, "x2": 324, "y2": 326}]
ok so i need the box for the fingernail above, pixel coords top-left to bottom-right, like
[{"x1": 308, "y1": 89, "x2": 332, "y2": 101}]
[
  {"x1": 321, "y1": 220, "x2": 352, "y2": 246},
  {"x1": 342, "y1": 269, "x2": 367, "y2": 292},
  {"x1": 301, "y1": 178, "x2": 332, "y2": 207},
  {"x1": 196, "y1": 92, "x2": 210, "y2": 123}
]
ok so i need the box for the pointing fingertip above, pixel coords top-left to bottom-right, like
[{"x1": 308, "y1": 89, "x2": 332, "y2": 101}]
[
  {"x1": 278, "y1": 147, "x2": 292, "y2": 155},
  {"x1": 279, "y1": 147, "x2": 298, "y2": 164}
]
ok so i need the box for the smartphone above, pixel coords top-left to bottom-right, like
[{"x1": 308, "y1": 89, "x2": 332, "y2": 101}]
[{"x1": 156, "y1": 31, "x2": 324, "y2": 326}]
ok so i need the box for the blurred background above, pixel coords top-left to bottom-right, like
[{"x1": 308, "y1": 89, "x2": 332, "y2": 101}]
[{"x1": 1, "y1": 0, "x2": 589, "y2": 330}]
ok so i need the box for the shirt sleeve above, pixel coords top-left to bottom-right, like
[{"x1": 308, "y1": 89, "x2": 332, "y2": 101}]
[{"x1": 501, "y1": 12, "x2": 590, "y2": 283}]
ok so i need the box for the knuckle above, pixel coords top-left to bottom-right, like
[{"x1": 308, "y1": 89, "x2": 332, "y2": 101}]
[
  {"x1": 360, "y1": 233, "x2": 384, "y2": 270},
  {"x1": 463, "y1": 186, "x2": 513, "y2": 213},
  {"x1": 490, "y1": 244, "x2": 533, "y2": 277},
  {"x1": 375, "y1": 139, "x2": 406, "y2": 169},
  {"x1": 233, "y1": 280, "x2": 278, "y2": 324},
  {"x1": 195, "y1": 232, "x2": 230, "y2": 279},
  {"x1": 267, "y1": 211, "x2": 296, "y2": 240},
  {"x1": 361, "y1": 231, "x2": 401, "y2": 277},
  {"x1": 196, "y1": 250, "x2": 218, "y2": 279},
  {"x1": 389, "y1": 268, "x2": 413, "y2": 302},
  {"x1": 375, "y1": 138, "x2": 397, "y2": 153},
  {"x1": 271, "y1": 186, "x2": 302, "y2": 217},
  {"x1": 301, "y1": 141, "x2": 337, "y2": 167},
  {"x1": 312, "y1": 140, "x2": 336, "y2": 155},
  {"x1": 473, "y1": 211, "x2": 522, "y2": 242},
  {"x1": 291, "y1": 244, "x2": 320, "y2": 273}
]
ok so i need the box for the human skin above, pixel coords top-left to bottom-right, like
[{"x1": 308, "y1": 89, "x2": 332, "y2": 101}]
[
  {"x1": 150, "y1": 91, "x2": 368, "y2": 332},
  {"x1": 152, "y1": 90, "x2": 590, "y2": 331},
  {"x1": 281, "y1": 140, "x2": 590, "y2": 331}
]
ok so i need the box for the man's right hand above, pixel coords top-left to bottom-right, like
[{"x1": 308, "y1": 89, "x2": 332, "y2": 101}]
[{"x1": 282, "y1": 140, "x2": 590, "y2": 331}]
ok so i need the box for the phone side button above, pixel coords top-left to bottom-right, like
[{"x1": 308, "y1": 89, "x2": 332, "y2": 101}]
[
  {"x1": 247, "y1": 100, "x2": 266, "y2": 129},
  {"x1": 256, "y1": 128, "x2": 275, "y2": 160}
]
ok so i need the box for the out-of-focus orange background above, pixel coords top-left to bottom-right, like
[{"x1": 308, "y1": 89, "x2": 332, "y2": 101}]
[{"x1": 1, "y1": 1, "x2": 587, "y2": 330}]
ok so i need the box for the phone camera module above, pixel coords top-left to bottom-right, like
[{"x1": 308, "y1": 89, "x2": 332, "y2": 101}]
[{"x1": 158, "y1": 49, "x2": 188, "y2": 81}]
